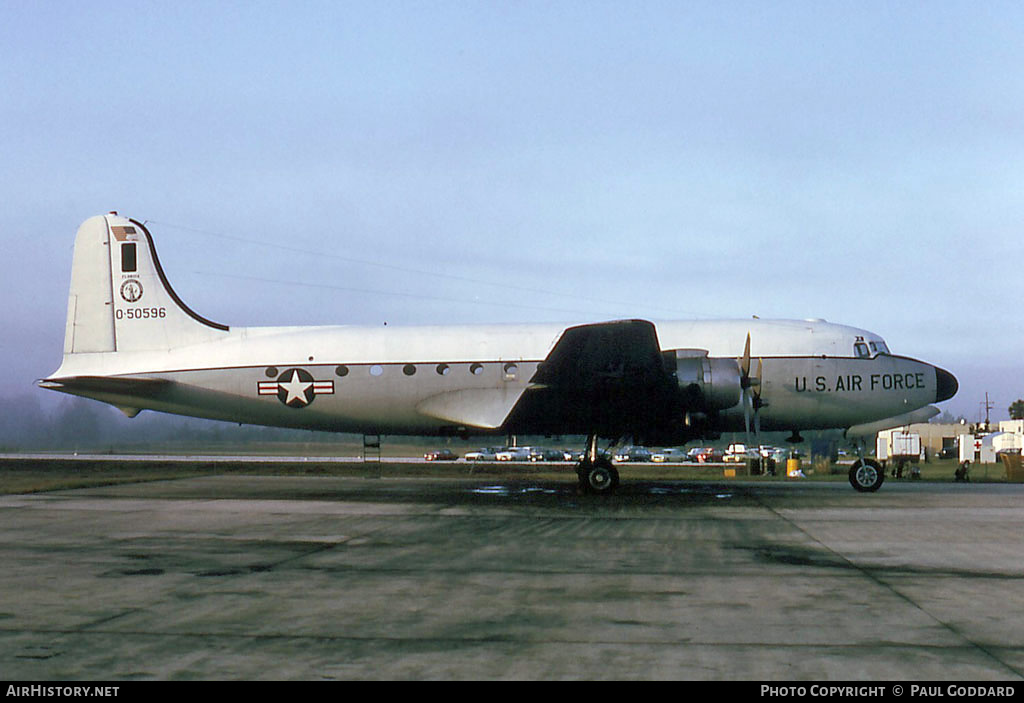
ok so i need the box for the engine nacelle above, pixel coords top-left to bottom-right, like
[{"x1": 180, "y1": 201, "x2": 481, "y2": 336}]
[{"x1": 672, "y1": 349, "x2": 742, "y2": 412}]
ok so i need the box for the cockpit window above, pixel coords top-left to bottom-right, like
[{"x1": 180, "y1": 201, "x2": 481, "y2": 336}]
[{"x1": 855, "y1": 340, "x2": 890, "y2": 358}]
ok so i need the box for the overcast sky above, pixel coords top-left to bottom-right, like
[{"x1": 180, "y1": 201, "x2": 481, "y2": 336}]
[{"x1": 2, "y1": 1, "x2": 1022, "y2": 424}]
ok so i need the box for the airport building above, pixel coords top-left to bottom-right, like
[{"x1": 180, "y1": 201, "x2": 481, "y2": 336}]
[
  {"x1": 877, "y1": 422, "x2": 965, "y2": 459},
  {"x1": 877, "y1": 420, "x2": 1024, "y2": 463}
]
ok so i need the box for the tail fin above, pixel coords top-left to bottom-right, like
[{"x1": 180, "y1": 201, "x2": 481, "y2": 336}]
[{"x1": 63, "y1": 213, "x2": 229, "y2": 354}]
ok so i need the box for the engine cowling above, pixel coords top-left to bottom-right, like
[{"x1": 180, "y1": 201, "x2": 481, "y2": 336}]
[{"x1": 672, "y1": 349, "x2": 742, "y2": 412}]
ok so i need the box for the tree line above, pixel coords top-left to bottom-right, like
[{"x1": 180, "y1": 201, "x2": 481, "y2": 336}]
[{"x1": 0, "y1": 393, "x2": 348, "y2": 451}]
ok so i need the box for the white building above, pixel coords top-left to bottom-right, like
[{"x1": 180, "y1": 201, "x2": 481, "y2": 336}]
[
  {"x1": 999, "y1": 420, "x2": 1024, "y2": 436},
  {"x1": 877, "y1": 423, "x2": 964, "y2": 459}
]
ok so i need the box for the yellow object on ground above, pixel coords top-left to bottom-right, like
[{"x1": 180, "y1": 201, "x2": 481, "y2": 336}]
[
  {"x1": 1001, "y1": 454, "x2": 1024, "y2": 482},
  {"x1": 787, "y1": 458, "x2": 802, "y2": 477}
]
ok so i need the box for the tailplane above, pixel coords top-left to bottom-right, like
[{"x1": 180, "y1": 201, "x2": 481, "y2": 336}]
[{"x1": 63, "y1": 213, "x2": 229, "y2": 355}]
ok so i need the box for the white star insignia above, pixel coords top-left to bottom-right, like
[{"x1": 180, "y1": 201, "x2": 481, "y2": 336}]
[{"x1": 279, "y1": 370, "x2": 313, "y2": 406}]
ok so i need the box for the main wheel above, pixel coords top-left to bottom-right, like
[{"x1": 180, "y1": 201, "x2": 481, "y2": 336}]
[
  {"x1": 578, "y1": 458, "x2": 620, "y2": 494},
  {"x1": 849, "y1": 459, "x2": 884, "y2": 492}
]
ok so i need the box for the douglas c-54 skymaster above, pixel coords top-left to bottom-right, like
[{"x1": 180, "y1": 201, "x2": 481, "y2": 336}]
[{"x1": 40, "y1": 213, "x2": 958, "y2": 493}]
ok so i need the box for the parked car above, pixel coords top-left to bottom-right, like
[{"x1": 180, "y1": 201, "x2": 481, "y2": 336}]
[
  {"x1": 650, "y1": 447, "x2": 685, "y2": 463},
  {"x1": 761, "y1": 446, "x2": 788, "y2": 463},
  {"x1": 614, "y1": 446, "x2": 652, "y2": 462},
  {"x1": 686, "y1": 447, "x2": 723, "y2": 463},
  {"x1": 561, "y1": 449, "x2": 612, "y2": 462},
  {"x1": 529, "y1": 448, "x2": 565, "y2": 462},
  {"x1": 424, "y1": 449, "x2": 457, "y2": 461},
  {"x1": 464, "y1": 447, "x2": 502, "y2": 461},
  {"x1": 723, "y1": 444, "x2": 749, "y2": 463},
  {"x1": 495, "y1": 446, "x2": 530, "y2": 461}
]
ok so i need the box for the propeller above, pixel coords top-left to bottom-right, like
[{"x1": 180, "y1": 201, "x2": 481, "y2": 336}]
[{"x1": 738, "y1": 333, "x2": 767, "y2": 444}]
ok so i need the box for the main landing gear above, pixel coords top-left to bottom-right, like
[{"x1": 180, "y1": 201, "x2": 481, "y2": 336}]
[{"x1": 576, "y1": 434, "x2": 620, "y2": 494}]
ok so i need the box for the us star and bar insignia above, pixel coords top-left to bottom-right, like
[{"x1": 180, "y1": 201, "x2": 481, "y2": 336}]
[{"x1": 258, "y1": 368, "x2": 334, "y2": 408}]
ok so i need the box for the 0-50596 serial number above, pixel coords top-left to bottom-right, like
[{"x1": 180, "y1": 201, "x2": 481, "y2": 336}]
[{"x1": 115, "y1": 307, "x2": 167, "y2": 320}]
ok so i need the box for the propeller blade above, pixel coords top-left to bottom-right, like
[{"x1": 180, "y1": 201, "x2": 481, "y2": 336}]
[
  {"x1": 739, "y1": 333, "x2": 752, "y2": 380},
  {"x1": 752, "y1": 357, "x2": 764, "y2": 439},
  {"x1": 743, "y1": 392, "x2": 752, "y2": 436}
]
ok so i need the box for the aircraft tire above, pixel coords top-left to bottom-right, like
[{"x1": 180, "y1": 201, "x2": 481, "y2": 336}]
[
  {"x1": 849, "y1": 459, "x2": 884, "y2": 493},
  {"x1": 578, "y1": 459, "x2": 619, "y2": 494}
]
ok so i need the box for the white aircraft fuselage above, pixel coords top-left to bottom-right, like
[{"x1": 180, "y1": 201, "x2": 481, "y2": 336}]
[{"x1": 41, "y1": 214, "x2": 958, "y2": 457}]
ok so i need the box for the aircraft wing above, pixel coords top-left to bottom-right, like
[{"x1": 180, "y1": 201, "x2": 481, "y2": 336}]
[
  {"x1": 531, "y1": 319, "x2": 668, "y2": 390},
  {"x1": 505, "y1": 319, "x2": 676, "y2": 439},
  {"x1": 414, "y1": 320, "x2": 674, "y2": 434}
]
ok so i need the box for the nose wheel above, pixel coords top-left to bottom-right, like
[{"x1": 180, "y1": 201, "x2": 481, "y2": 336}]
[{"x1": 849, "y1": 458, "x2": 884, "y2": 492}]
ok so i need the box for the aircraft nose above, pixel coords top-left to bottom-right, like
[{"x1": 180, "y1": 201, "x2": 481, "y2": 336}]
[{"x1": 935, "y1": 367, "x2": 958, "y2": 403}]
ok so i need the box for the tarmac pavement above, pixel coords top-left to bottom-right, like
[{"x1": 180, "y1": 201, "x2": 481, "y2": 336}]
[{"x1": 1, "y1": 472, "x2": 1023, "y2": 680}]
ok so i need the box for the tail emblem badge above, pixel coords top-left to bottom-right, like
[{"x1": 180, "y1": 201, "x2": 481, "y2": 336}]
[{"x1": 120, "y1": 280, "x2": 144, "y2": 303}]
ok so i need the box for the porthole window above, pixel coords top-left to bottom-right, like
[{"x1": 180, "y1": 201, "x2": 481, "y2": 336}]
[
  {"x1": 335, "y1": 365, "x2": 349, "y2": 377},
  {"x1": 403, "y1": 364, "x2": 416, "y2": 376},
  {"x1": 436, "y1": 364, "x2": 450, "y2": 376},
  {"x1": 370, "y1": 365, "x2": 384, "y2": 377},
  {"x1": 470, "y1": 363, "x2": 484, "y2": 376},
  {"x1": 503, "y1": 363, "x2": 518, "y2": 374},
  {"x1": 266, "y1": 367, "x2": 278, "y2": 378}
]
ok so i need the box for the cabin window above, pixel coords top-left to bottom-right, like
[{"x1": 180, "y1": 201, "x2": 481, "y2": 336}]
[
  {"x1": 470, "y1": 363, "x2": 484, "y2": 375},
  {"x1": 403, "y1": 364, "x2": 416, "y2": 376},
  {"x1": 121, "y1": 243, "x2": 137, "y2": 272},
  {"x1": 503, "y1": 363, "x2": 518, "y2": 380},
  {"x1": 335, "y1": 365, "x2": 349, "y2": 377},
  {"x1": 436, "y1": 364, "x2": 450, "y2": 376},
  {"x1": 370, "y1": 365, "x2": 384, "y2": 377},
  {"x1": 854, "y1": 343, "x2": 870, "y2": 358}
]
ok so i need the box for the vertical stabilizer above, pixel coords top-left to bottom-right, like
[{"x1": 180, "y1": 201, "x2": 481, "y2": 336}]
[
  {"x1": 63, "y1": 213, "x2": 229, "y2": 355},
  {"x1": 64, "y1": 215, "x2": 116, "y2": 353}
]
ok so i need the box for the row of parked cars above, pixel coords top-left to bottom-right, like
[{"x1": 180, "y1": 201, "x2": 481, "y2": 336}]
[
  {"x1": 461, "y1": 447, "x2": 573, "y2": 462},
  {"x1": 424, "y1": 445, "x2": 789, "y2": 463}
]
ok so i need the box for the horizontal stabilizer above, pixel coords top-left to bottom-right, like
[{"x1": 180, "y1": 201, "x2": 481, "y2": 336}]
[{"x1": 37, "y1": 375, "x2": 172, "y2": 398}]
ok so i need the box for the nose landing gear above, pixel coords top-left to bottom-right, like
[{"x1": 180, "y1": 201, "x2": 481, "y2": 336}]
[{"x1": 849, "y1": 457, "x2": 884, "y2": 492}]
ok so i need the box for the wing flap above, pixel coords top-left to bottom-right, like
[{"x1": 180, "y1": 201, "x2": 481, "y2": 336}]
[{"x1": 417, "y1": 387, "x2": 528, "y2": 429}]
